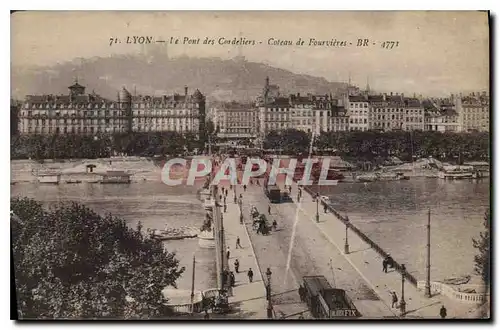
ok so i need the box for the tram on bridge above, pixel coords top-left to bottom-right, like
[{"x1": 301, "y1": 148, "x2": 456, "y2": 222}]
[{"x1": 299, "y1": 276, "x2": 360, "y2": 319}]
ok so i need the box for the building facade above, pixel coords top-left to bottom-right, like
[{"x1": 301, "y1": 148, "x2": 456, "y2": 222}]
[
  {"x1": 423, "y1": 98, "x2": 459, "y2": 132},
  {"x1": 257, "y1": 77, "x2": 292, "y2": 136},
  {"x1": 368, "y1": 93, "x2": 424, "y2": 132},
  {"x1": 455, "y1": 92, "x2": 489, "y2": 132},
  {"x1": 18, "y1": 81, "x2": 206, "y2": 136},
  {"x1": 11, "y1": 100, "x2": 20, "y2": 136},
  {"x1": 346, "y1": 95, "x2": 370, "y2": 131},
  {"x1": 210, "y1": 102, "x2": 258, "y2": 139}
]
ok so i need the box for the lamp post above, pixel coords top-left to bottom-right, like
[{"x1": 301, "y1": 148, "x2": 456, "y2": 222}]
[
  {"x1": 266, "y1": 268, "x2": 273, "y2": 319},
  {"x1": 344, "y1": 216, "x2": 350, "y2": 254},
  {"x1": 400, "y1": 264, "x2": 406, "y2": 316},
  {"x1": 315, "y1": 193, "x2": 320, "y2": 223}
]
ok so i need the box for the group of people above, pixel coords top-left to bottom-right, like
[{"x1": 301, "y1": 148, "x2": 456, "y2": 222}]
[{"x1": 382, "y1": 255, "x2": 395, "y2": 273}]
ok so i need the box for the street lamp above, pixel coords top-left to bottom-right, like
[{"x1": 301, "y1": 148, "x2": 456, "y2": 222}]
[
  {"x1": 344, "y1": 216, "x2": 350, "y2": 254},
  {"x1": 315, "y1": 193, "x2": 320, "y2": 223},
  {"x1": 266, "y1": 267, "x2": 273, "y2": 319},
  {"x1": 400, "y1": 264, "x2": 406, "y2": 316}
]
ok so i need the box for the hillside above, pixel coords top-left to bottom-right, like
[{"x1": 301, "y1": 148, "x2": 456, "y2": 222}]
[{"x1": 11, "y1": 54, "x2": 347, "y2": 102}]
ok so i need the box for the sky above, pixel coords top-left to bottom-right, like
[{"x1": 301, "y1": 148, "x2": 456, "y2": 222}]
[{"x1": 11, "y1": 11, "x2": 489, "y2": 96}]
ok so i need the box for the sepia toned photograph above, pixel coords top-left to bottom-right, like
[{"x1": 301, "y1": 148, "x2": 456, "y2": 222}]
[{"x1": 10, "y1": 11, "x2": 490, "y2": 320}]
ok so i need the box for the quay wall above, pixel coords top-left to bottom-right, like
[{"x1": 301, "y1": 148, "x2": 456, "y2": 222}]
[{"x1": 301, "y1": 185, "x2": 418, "y2": 287}]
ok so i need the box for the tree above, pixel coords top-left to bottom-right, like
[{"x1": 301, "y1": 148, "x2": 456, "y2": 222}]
[
  {"x1": 473, "y1": 210, "x2": 490, "y2": 285},
  {"x1": 11, "y1": 198, "x2": 185, "y2": 319},
  {"x1": 472, "y1": 210, "x2": 490, "y2": 318}
]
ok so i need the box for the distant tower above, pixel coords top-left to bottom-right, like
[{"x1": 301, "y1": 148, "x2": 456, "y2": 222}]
[
  {"x1": 348, "y1": 72, "x2": 352, "y2": 86},
  {"x1": 68, "y1": 78, "x2": 85, "y2": 102},
  {"x1": 366, "y1": 76, "x2": 371, "y2": 94},
  {"x1": 118, "y1": 87, "x2": 132, "y2": 133}
]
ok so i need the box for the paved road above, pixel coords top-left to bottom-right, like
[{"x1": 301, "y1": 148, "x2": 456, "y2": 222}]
[{"x1": 238, "y1": 181, "x2": 394, "y2": 319}]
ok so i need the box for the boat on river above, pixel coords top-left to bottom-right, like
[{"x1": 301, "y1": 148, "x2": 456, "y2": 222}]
[
  {"x1": 36, "y1": 169, "x2": 61, "y2": 184},
  {"x1": 438, "y1": 166, "x2": 474, "y2": 180}
]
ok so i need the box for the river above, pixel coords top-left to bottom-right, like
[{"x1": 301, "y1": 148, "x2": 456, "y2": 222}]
[
  {"x1": 11, "y1": 181, "x2": 216, "y2": 292},
  {"x1": 318, "y1": 177, "x2": 490, "y2": 283}
]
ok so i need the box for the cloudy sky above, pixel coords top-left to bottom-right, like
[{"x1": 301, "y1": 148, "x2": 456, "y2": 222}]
[{"x1": 11, "y1": 11, "x2": 489, "y2": 96}]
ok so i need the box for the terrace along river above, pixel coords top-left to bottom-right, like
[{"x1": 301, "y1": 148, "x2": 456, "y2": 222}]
[
  {"x1": 318, "y1": 177, "x2": 490, "y2": 282},
  {"x1": 11, "y1": 181, "x2": 216, "y2": 292}
]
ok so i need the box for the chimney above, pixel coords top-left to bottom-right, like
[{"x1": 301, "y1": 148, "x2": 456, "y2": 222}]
[
  {"x1": 401, "y1": 93, "x2": 404, "y2": 98},
  {"x1": 297, "y1": 93, "x2": 300, "y2": 98},
  {"x1": 184, "y1": 86, "x2": 188, "y2": 96},
  {"x1": 390, "y1": 92, "x2": 393, "y2": 96}
]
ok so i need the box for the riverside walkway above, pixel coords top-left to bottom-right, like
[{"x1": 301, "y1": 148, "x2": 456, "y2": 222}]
[{"x1": 281, "y1": 180, "x2": 483, "y2": 319}]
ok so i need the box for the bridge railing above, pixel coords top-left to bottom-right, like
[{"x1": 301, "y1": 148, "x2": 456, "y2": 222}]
[{"x1": 301, "y1": 185, "x2": 418, "y2": 287}]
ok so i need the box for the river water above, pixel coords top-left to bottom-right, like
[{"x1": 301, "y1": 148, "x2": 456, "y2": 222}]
[
  {"x1": 11, "y1": 181, "x2": 216, "y2": 292},
  {"x1": 318, "y1": 177, "x2": 490, "y2": 283}
]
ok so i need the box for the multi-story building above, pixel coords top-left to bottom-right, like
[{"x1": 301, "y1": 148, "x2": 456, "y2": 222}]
[
  {"x1": 289, "y1": 93, "x2": 315, "y2": 133},
  {"x1": 257, "y1": 78, "x2": 349, "y2": 136},
  {"x1": 11, "y1": 100, "x2": 20, "y2": 136},
  {"x1": 257, "y1": 77, "x2": 292, "y2": 136},
  {"x1": 329, "y1": 99, "x2": 349, "y2": 132},
  {"x1": 18, "y1": 81, "x2": 206, "y2": 136},
  {"x1": 129, "y1": 86, "x2": 205, "y2": 135},
  {"x1": 210, "y1": 101, "x2": 258, "y2": 140},
  {"x1": 367, "y1": 93, "x2": 424, "y2": 132},
  {"x1": 455, "y1": 92, "x2": 489, "y2": 132},
  {"x1": 423, "y1": 98, "x2": 459, "y2": 132},
  {"x1": 403, "y1": 96, "x2": 425, "y2": 131},
  {"x1": 346, "y1": 95, "x2": 370, "y2": 131}
]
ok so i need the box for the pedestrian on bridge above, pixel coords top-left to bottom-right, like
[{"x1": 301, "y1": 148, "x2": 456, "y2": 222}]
[
  {"x1": 382, "y1": 258, "x2": 388, "y2": 273},
  {"x1": 324, "y1": 203, "x2": 328, "y2": 214},
  {"x1": 244, "y1": 184, "x2": 247, "y2": 192},
  {"x1": 268, "y1": 205, "x2": 271, "y2": 215},
  {"x1": 236, "y1": 236, "x2": 243, "y2": 249},
  {"x1": 440, "y1": 305, "x2": 447, "y2": 319},
  {"x1": 226, "y1": 247, "x2": 230, "y2": 260},
  {"x1": 234, "y1": 259, "x2": 240, "y2": 273},
  {"x1": 391, "y1": 292, "x2": 398, "y2": 308},
  {"x1": 247, "y1": 268, "x2": 254, "y2": 283},
  {"x1": 224, "y1": 204, "x2": 227, "y2": 213},
  {"x1": 225, "y1": 190, "x2": 228, "y2": 197}
]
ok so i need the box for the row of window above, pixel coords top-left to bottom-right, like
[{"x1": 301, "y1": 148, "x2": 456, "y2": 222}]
[
  {"x1": 24, "y1": 102, "x2": 200, "y2": 110},
  {"x1": 26, "y1": 126, "x2": 126, "y2": 134},
  {"x1": 22, "y1": 109, "x2": 198, "y2": 117},
  {"x1": 132, "y1": 103, "x2": 199, "y2": 109},
  {"x1": 24, "y1": 119, "x2": 127, "y2": 125},
  {"x1": 221, "y1": 128, "x2": 254, "y2": 133},
  {"x1": 372, "y1": 108, "x2": 423, "y2": 114}
]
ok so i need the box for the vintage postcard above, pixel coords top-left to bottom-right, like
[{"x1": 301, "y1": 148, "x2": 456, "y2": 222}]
[{"x1": 10, "y1": 11, "x2": 490, "y2": 320}]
